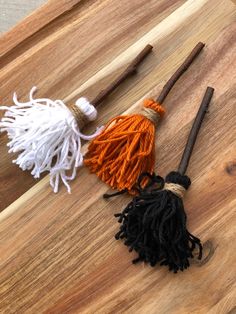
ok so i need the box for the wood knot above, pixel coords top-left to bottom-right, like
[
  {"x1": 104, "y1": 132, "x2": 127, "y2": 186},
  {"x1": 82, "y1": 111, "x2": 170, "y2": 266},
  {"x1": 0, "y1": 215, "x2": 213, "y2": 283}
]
[{"x1": 225, "y1": 161, "x2": 236, "y2": 176}]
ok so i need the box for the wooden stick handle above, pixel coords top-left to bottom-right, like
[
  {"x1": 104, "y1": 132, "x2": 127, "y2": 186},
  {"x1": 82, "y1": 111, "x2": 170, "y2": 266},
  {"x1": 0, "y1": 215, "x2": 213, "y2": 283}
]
[
  {"x1": 91, "y1": 44, "x2": 153, "y2": 107},
  {"x1": 156, "y1": 42, "x2": 205, "y2": 104},
  {"x1": 178, "y1": 86, "x2": 214, "y2": 175}
]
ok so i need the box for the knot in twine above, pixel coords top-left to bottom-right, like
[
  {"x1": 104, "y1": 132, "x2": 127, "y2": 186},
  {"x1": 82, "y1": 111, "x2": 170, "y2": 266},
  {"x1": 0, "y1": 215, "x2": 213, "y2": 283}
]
[
  {"x1": 164, "y1": 182, "x2": 186, "y2": 199},
  {"x1": 67, "y1": 97, "x2": 97, "y2": 128},
  {"x1": 140, "y1": 99, "x2": 165, "y2": 126}
]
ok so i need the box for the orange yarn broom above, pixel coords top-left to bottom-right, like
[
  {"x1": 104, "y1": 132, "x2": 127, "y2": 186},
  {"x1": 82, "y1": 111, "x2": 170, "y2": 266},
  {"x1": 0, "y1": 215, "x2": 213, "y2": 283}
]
[{"x1": 84, "y1": 42, "x2": 205, "y2": 193}]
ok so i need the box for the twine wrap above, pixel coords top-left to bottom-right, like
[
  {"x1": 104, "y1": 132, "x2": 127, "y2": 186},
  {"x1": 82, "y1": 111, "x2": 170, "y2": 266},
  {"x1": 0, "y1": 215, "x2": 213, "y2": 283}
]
[
  {"x1": 141, "y1": 107, "x2": 161, "y2": 125},
  {"x1": 67, "y1": 97, "x2": 97, "y2": 129},
  {"x1": 140, "y1": 99, "x2": 165, "y2": 126},
  {"x1": 67, "y1": 103, "x2": 88, "y2": 129},
  {"x1": 164, "y1": 182, "x2": 186, "y2": 199}
]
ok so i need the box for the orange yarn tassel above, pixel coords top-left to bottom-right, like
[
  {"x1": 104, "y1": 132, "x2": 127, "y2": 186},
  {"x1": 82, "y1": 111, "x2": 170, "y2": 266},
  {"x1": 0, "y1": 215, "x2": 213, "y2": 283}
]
[{"x1": 84, "y1": 100, "x2": 165, "y2": 192}]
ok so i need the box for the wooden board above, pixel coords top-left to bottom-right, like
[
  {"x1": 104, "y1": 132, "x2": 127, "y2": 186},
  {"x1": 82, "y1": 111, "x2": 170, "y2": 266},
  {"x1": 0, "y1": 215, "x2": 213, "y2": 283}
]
[{"x1": 0, "y1": 0, "x2": 236, "y2": 313}]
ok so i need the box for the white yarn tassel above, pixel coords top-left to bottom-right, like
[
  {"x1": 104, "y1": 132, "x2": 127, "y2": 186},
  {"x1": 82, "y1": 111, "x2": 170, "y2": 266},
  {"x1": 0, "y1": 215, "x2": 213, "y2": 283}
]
[{"x1": 0, "y1": 87, "x2": 103, "y2": 193}]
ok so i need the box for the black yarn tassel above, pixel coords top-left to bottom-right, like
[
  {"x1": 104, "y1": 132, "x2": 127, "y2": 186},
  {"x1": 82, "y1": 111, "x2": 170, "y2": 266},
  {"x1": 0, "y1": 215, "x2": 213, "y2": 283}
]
[{"x1": 115, "y1": 171, "x2": 202, "y2": 273}]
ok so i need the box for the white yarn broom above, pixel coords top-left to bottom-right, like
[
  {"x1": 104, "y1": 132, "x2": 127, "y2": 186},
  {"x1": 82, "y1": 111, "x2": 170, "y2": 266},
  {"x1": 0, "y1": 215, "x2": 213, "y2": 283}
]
[
  {"x1": 0, "y1": 44, "x2": 153, "y2": 193},
  {"x1": 0, "y1": 87, "x2": 100, "y2": 193}
]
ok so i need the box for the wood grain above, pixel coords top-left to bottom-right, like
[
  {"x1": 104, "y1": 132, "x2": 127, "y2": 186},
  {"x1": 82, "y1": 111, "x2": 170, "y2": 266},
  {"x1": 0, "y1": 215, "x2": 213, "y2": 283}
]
[{"x1": 0, "y1": 0, "x2": 236, "y2": 313}]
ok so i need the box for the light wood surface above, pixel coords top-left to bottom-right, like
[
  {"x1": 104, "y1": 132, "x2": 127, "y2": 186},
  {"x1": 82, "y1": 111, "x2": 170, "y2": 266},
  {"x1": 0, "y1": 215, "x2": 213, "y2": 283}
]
[{"x1": 0, "y1": 0, "x2": 236, "y2": 313}]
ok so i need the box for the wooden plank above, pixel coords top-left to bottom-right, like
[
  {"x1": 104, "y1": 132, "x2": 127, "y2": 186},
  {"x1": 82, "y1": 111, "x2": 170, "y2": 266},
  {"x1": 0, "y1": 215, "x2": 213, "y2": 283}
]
[{"x1": 0, "y1": 0, "x2": 235, "y2": 312}]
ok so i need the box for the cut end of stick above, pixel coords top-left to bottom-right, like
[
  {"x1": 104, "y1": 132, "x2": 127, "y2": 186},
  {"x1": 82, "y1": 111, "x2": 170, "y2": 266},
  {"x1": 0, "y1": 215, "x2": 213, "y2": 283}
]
[
  {"x1": 191, "y1": 41, "x2": 205, "y2": 58},
  {"x1": 156, "y1": 41, "x2": 205, "y2": 104},
  {"x1": 196, "y1": 42, "x2": 205, "y2": 48}
]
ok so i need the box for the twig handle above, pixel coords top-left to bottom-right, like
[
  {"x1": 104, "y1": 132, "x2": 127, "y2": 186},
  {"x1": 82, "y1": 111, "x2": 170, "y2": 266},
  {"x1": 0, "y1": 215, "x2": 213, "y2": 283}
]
[
  {"x1": 156, "y1": 42, "x2": 205, "y2": 104},
  {"x1": 178, "y1": 86, "x2": 214, "y2": 175},
  {"x1": 91, "y1": 44, "x2": 153, "y2": 107}
]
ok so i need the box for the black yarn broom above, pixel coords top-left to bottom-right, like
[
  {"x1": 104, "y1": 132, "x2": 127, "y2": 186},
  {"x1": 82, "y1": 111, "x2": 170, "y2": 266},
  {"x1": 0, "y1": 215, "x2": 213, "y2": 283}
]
[{"x1": 114, "y1": 86, "x2": 214, "y2": 273}]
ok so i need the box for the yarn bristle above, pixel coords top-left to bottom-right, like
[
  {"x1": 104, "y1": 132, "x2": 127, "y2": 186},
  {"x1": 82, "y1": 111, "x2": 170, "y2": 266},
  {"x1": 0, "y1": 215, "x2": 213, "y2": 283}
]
[
  {"x1": 115, "y1": 172, "x2": 203, "y2": 272},
  {"x1": 84, "y1": 99, "x2": 165, "y2": 193}
]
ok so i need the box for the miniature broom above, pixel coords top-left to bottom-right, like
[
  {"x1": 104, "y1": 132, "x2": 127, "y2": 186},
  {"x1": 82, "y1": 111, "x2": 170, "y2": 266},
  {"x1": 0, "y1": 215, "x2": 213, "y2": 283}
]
[
  {"x1": 115, "y1": 86, "x2": 214, "y2": 273},
  {"x1": 84, "y1": 42, "x2": 205, "y2": 194},
  {"x1": 0, "y1": 45, "x2": 152, "y2": 193}
]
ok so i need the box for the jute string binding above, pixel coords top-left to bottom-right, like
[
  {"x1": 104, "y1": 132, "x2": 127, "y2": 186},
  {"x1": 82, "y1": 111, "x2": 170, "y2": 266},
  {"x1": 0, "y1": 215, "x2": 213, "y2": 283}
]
[
  {"x1": 140, "y1": 106, "x2": 162, "y2": 126},
  {"x1": 67, "y1": 103, "x2": 90, "y2": 129},
  {"x1": 164, "y1": 182, "x2": 186, "y2": 199}
]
